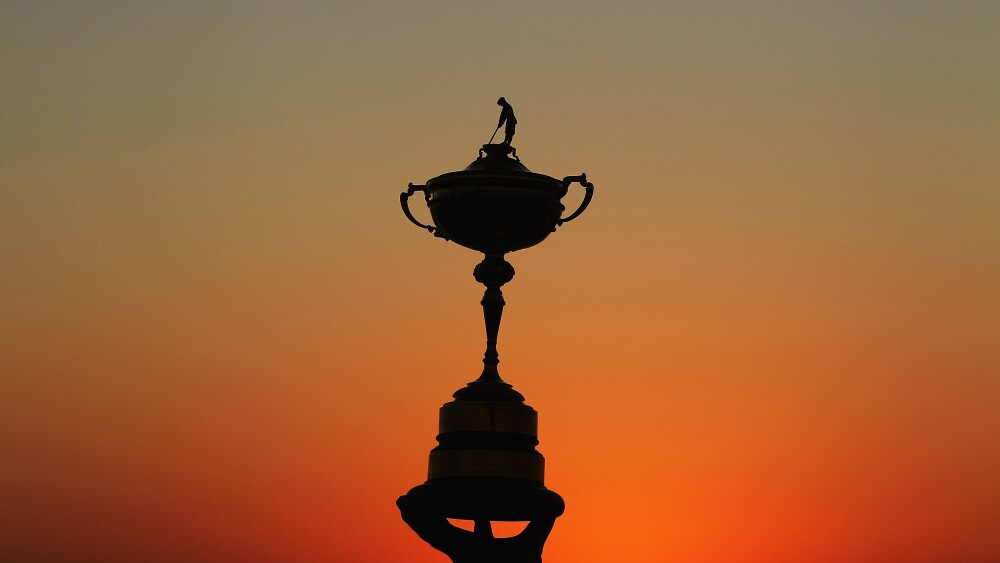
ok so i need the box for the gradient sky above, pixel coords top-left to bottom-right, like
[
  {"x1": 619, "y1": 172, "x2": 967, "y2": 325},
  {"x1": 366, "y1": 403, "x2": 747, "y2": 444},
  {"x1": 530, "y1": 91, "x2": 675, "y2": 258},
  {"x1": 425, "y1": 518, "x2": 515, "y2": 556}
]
[{"x1": 2, "y1": 2, "x2": 998, "y2": 562}]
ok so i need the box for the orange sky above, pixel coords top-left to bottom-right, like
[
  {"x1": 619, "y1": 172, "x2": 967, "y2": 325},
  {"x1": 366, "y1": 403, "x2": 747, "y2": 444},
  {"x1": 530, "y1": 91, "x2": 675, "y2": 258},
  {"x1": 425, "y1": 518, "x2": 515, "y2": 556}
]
[{"x1": 2, "y1": 2, "x2": 998, "y2": 562}]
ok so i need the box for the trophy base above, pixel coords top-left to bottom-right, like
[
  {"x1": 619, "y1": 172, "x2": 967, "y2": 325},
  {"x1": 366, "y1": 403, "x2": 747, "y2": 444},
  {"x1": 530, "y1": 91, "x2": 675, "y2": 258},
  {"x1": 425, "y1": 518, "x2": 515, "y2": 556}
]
[{"x1": 403, "y1": 477, "x2": 564, "y2": 521}]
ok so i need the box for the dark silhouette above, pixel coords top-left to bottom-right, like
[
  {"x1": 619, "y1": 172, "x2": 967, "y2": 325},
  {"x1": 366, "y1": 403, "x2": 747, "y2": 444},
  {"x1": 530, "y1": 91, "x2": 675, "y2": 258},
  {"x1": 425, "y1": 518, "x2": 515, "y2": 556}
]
[
  {"x1": 399, "y1": 102, "x2": 594, "y2": 563},
  {"x1": 496, "y1": 97, "x2": 517, "y2": 146},
  {"x1": 398, "y1": 494, "x2": 555, "y2": 563}
]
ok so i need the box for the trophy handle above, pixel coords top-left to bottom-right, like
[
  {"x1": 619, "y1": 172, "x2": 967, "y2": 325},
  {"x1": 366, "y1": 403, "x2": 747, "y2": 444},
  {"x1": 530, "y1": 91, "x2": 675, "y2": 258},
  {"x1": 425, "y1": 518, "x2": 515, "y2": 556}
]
[
  {"x1": 558, "y1": 174, "x2": 594, "y2": 226},
  {"x1": 400, "y1": 183, "x2": 436, "y2": 234}
]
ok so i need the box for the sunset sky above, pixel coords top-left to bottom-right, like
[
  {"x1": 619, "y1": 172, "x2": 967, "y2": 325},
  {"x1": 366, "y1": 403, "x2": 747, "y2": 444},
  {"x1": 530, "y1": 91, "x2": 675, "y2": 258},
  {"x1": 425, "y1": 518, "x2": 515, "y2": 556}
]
[{"x1": 2, "y1": 2, "x2": 998, "y2": 562}]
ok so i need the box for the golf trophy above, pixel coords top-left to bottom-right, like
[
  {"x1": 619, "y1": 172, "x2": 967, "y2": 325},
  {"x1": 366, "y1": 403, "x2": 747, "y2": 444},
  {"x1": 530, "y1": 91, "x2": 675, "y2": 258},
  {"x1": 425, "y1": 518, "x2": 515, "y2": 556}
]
[{"x1": 397, "y1": 99, "x2": 593, "y2": 562}]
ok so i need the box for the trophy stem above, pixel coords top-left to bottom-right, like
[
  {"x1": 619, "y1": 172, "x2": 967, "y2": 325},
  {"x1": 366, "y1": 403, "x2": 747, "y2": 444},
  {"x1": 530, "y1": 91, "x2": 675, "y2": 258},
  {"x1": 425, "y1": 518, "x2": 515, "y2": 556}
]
[
  {"x1": 480, "y1": 285, "x2": 504, "y2": 382},
  {"x1": 473, "y1": 254, "x2": 515, "y2": 384}
]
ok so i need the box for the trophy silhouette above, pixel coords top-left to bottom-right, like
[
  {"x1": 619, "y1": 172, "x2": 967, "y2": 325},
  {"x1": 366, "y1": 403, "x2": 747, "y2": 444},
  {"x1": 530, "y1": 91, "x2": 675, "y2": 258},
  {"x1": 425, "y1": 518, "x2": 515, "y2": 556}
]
[{"x1": 398, "y1": 100, "x2": 593, "y2": 561}]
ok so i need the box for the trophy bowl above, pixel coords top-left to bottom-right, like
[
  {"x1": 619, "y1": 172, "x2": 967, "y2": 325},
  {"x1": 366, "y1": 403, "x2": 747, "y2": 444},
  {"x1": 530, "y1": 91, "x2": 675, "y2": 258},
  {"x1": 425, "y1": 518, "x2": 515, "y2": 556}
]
[{"x1": 402, "y1": 144, "x2": 593, "y2": 255}]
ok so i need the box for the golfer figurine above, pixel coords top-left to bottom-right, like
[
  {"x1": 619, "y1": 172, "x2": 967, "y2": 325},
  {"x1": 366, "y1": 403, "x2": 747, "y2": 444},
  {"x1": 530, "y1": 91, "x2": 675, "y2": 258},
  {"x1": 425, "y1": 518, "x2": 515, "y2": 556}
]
[{"x1": 496, "y1": 97, "x2": 517, "y2": 146}]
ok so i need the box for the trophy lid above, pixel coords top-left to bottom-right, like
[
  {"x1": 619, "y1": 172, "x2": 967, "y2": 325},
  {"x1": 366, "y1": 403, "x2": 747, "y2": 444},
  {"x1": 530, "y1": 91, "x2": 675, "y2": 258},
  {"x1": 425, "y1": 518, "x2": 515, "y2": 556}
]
[{"x1": 462, "y1": 143, "x2": 532, "y2": 173}]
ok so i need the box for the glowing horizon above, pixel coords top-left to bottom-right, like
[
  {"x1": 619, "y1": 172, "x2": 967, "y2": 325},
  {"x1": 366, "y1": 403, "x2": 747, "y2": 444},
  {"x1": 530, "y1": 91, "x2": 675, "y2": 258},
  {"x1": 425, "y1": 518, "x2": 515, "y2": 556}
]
[{"x1": 2, "y1": 2, "x2": 998, "y2": 562}]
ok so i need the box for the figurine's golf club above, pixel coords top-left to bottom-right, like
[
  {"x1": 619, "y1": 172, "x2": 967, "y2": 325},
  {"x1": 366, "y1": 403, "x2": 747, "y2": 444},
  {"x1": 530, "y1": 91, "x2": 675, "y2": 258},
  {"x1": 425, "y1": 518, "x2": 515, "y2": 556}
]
[{"x1": 488, "y1": 124, "x2": 500, "y2": 144}]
